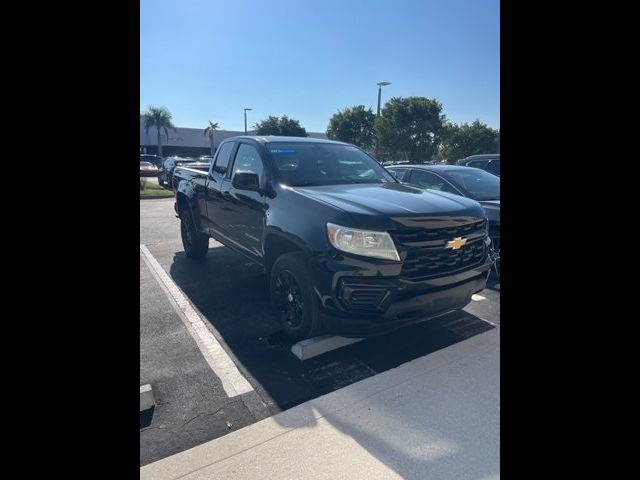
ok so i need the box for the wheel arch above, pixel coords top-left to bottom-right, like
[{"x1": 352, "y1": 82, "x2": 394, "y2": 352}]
[{"x1": 263, "y1": 230, "x2": 310, "y2": 274}]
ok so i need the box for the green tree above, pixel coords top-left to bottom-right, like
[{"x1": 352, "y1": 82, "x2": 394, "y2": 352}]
[
  {"x1": 204, "y1": 120, "x2": 220, "y2": 157},
  {"x1": 440, "y1": 120, "x2": 499, "y2": 163},
  {"x1": 374, "y1": 97, "x2": 446, "y2": 163},
  {"x1": 141, "y1": 106, "x2": 176, "y2": 158},
  {"x1": 254, "y1": 115, "x2": 308, "y2": 137},
  {"x1": 326, "y1": 105, "x2": 376, "y2": 150}
]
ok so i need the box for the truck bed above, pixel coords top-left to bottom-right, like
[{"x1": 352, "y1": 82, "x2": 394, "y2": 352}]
[{"x1": 174, "y1": 166, "x2": 208, "y2": 182}]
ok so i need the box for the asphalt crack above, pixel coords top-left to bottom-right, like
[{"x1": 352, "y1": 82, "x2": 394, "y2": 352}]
[{"x1": 181, "y1": 406, "x2": 227, "y2": 428}]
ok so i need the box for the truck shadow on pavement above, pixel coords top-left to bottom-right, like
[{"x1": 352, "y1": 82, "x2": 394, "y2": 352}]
[
  {"x1": 140, "y1": 407, "x2": 154, "y2": 429},
  {"x1": 168, "y1": 246, "x2": 496, "y2": 413},
  {"x1": 485, "y1": 272, "x2": 500, "y2": 291}
]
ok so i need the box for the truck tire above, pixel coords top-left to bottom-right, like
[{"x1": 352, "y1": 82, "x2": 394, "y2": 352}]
[
  {"x1": 270, "y1": 252, "x2": 322, "y2": 341},
  {"x1": 180, "y1": 208, "x2": 209, "y2": 259}
]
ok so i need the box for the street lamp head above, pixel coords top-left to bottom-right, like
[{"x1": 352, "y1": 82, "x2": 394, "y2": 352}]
[
  {"x1": 377, "y1": 81, "x2": 391, "y2": 87},
  {"x1": 244, "y1": 108, "x2": 253, "y2": 111}
]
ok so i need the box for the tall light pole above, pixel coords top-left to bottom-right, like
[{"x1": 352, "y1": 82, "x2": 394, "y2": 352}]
[
  {"x1": 375, "y1": 81, "x2": 391, "y2": 159},
  {"x1": 244, "y1": 108, "x2": 252, "y2": 135},
  {"x1": 377, "y1": 81, "x2": 391, "y2": 116}
]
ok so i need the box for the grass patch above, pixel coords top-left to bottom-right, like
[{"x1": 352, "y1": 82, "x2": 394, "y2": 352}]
[{"x1": 140, "y1": 179, "x2": 174, "y2": 198}]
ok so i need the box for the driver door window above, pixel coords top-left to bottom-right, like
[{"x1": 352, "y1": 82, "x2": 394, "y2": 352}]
[
  {"x1": 230, "y1": 144, "x2": 264, "y2": 187},
  {"x1": 212, "y1": 142, "x2": 235, "y2": 176}
]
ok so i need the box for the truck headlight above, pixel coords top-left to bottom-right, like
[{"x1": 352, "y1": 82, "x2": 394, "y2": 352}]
[{"x1": 326, "y1": 223, "x2": 400, "y2": 261}]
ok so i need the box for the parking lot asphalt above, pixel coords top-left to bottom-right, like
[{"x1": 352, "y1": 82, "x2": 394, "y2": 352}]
[
  {"x1": 140, "y1": 197, "x2": 500, "y2": 466},
  {"x1": 140, "y1": 256, "x2": 269, "y2": 466}
]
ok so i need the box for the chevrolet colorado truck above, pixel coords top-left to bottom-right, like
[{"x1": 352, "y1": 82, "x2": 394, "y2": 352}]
[{"x1": 173, "y1": 136, "x2": 492, "y2": 340}]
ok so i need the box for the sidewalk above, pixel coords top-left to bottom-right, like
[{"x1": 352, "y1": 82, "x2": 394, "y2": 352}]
[{"x1": 141, "y1": 326, "x2": 500, "y2": 480}]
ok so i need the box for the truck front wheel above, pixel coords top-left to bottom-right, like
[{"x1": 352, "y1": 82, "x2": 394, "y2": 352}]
[
  {"x1": 270, "y1": 252, "x2": 322, "y2": 341},
  {"x1": 180, "y1": 208, "x2": 209, "y2": 259}
]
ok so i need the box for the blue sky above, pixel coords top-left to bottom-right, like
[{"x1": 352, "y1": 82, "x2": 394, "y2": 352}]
[{"x1": 140, "y1": 0, "x2": 499, "y2": 133}]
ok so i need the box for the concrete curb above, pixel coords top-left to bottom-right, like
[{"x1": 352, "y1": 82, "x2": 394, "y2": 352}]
[
  {"x1": 140, "y1": 384, "x2": 156, "y2": 412},
  {"x1": 140, "y1": 195, "x2": 174, "y2": 200}
]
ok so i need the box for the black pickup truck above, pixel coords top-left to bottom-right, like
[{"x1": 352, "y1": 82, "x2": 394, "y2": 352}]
[{"x1": 173, "y1": 136, "x2": 492, "y2": 340}]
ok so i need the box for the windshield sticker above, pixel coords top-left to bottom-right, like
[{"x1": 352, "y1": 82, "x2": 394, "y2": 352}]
[{"x1": 270, "y1": 149, "x2": 297, "y2": 154}]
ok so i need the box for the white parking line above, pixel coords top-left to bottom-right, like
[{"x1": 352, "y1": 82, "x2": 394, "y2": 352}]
[{"x1": 140, "y1": 244, "x2": 254, "y2": 397}]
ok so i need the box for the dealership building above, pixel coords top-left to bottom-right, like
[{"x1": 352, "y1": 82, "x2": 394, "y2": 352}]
[{"x1": 140, "y1": 118, "x2": 328, "y2": 158}]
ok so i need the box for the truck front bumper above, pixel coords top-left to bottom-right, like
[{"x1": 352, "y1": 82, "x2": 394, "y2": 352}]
[{"x1": 311, "y1": 244, "x2": 492, "y2": 337}]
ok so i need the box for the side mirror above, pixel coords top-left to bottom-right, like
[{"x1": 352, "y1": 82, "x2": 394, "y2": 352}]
[{"x1": 232, "y1": 172, "x2": 260, "y2": 191}]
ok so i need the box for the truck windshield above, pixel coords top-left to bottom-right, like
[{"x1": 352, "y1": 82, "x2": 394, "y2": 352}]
[{"x1": 268, "y1": 143, "x2": 395, "y2": 187}]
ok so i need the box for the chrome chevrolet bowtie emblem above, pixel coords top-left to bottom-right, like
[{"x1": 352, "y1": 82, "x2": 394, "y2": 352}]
[{"x1": 446, "y1": 237, "x2": 467, "y2": 250}]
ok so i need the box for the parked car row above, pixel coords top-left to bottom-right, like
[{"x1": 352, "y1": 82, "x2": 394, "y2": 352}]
[
  {"x1": 140, "y1": 154, "x2": 213, "y2": 189},
  {"x1": 140, "y1": 154, "x2": 164, "y2": 167},
  {"x1": 385, "y1": 163, "x2": 500, "y2": 274},
  {"x1": 139, "y1": 161, "x2": 159, "y2": 176},
  {"x1": 380, "y1": 154, "x2": 499, "y2": 175},
  {"x1": 157, "y1": 157, "x2": 194, "y2": 187},
  {"x1": 457, "y1": 154, "x2": 500, "y2": 177}
]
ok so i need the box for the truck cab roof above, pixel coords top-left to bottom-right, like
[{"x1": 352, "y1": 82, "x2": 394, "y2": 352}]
[{"x1": 222, "y1": 136, "x2": 348, "y2": 146}]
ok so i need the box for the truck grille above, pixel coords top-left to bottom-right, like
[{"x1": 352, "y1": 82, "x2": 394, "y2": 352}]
[
  {"x1": 392, "y1": 220, "x2": 487, "y2": 279},
  {"x1": 393, "y1": 219, "x2": 486, "y2": 245}
]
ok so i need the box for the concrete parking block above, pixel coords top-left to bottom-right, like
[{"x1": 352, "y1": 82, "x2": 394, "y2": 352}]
[
  {"x1": 291, "y1": 335, "x2": 364, "y2": 360},
  {"x1": 140, "y1": 384, "x2": 156, "y2": 412}
]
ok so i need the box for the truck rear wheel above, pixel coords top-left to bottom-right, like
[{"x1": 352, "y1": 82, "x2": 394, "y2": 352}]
[
  {"x1": 180, "y1": 208, "x2": 209, "y2": 259},
  {"x1": 270, "y1": 252, "x2": 322, "y2": 341}
]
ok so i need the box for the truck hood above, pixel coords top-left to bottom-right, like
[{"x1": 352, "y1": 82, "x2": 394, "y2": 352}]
[{"x1": 292, "y1": 182, "x2": 486, "y2": 229}]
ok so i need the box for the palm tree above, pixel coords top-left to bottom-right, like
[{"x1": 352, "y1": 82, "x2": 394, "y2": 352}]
[
  {"x1": 204, "y1": 120, "x2": 220, "y2": 157},
  {"x1": 141, "y1": 106, "x2": 176, "y2": 158}
]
